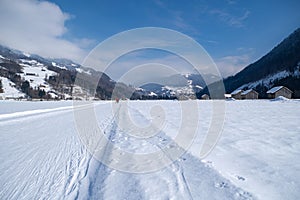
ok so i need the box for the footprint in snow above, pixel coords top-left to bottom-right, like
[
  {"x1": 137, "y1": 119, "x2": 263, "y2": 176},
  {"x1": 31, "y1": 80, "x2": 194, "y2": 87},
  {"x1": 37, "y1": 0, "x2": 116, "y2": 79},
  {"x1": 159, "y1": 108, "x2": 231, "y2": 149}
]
[
  {"x1": 235, "y1": 190, "x2": 253, "y2": 200},
  {"x1": 215, "y1": 181, "x2": 229, "y2": 188},
  {"x1": 201, "y1": 160, "x2": 213, "y2": 167},
  {"x1": 236, "y1": 175, "x2": 246, "y2": 181}
]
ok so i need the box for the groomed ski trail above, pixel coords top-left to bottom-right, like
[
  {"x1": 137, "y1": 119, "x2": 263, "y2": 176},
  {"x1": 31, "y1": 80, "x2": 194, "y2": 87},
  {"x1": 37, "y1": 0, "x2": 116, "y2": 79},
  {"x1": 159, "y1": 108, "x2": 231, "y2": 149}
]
[{"x1": 73, "y1": 102, "x2": 255, "y2": 200}]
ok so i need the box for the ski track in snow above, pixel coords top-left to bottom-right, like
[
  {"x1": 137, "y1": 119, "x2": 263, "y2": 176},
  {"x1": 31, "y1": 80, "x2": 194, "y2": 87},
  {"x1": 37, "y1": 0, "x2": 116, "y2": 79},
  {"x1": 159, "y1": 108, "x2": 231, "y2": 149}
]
[
  {"x1": 0, "y1": 100, "x2": 262, "y2": 199},
  {"x1": 80, "y1": 104, "x2": 194, "y2": 200},
  {"x1": 69, "y1": 102, "x2": 254, "y2": 200}
]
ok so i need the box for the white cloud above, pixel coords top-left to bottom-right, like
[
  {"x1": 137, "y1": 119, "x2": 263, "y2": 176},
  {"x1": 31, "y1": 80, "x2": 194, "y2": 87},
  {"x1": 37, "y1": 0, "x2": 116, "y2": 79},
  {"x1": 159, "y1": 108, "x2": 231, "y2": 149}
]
[
  {"x1": 103, "y1": 51, "x2": 194, "y2": 83},
  {"x1": 0, "y1": 0, "x2": 89, "y2": 62},
  {"x1": 216, "y1": 54, "x2": 251, "y2": 78}
]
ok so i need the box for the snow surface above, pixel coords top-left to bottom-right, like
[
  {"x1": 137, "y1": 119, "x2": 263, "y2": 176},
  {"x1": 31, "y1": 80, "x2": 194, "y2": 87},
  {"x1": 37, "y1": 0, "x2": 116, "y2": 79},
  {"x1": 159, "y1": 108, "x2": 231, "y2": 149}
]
[
  {"x1": 75, "y1": 68, "x2": 91, "y2": 75},
  {"x1": 52, "y1": 62, "x2": 67, "y2": 70},
  {"x1": 18, "y1": 61, "x2": 56, "y2": 92},
  {"x1": 0, "y1": 77, "x2": 25, "y2": 98},
  {"x1": 237, "y1": 66, "x2": 300, "y2": 91},
  {"x1": 270, "y1": 96, "x2": 290, "y2": 102},
  {"x1": 0, "y1": 100, "x2": 299, "y2": 199},
  {"x1": 195, "y1": 85, "x2": 203, "y2": 89},
  {"x1": 149, "y1": 91, "x2": 158, "y2": 96},
  {"x1": 201, "y1": 100, "x2": 300, "y2": 200},
  {"x1": 23, "y1": 52, "x2": 31, "y2": 57},
  {"x1": 165, "y1": 85, "x2": 195, "y2": 95}
]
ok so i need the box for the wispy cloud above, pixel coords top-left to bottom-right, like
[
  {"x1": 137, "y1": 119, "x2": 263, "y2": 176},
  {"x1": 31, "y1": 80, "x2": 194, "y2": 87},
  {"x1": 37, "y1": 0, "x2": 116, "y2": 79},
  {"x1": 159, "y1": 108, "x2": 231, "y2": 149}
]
[
  {"x1": 107, "y1": 52, "x2": 194, "y2": 83},
  {"x1": 210, "y1": 9, "x2": 250, "y2": 27},
  {"x1": 215, "y1": 48, "x2": 255, "y2": 77},
  {"x1": 73, "y1": 38, "x2": 97, "y2": 49},
  {"x1": 0, "y1": 0, "x2": 91, "y2": 62},
  {"x1": 152, "y1": 0, "x2": 200, "y2": 35},
  {"x1": 206, "y1": 40, "x2": 219, "y2": 45}
]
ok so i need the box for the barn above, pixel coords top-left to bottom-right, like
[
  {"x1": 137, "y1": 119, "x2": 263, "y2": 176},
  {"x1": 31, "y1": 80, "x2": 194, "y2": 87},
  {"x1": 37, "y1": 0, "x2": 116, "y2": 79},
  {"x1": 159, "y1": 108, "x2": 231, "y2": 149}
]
[
  {"x1": 241, "y1": 89, "x2": 258, "y2": 99},
  {"x1": 267, "y1": 86, "x2": 292, "y2": 99},
  {"x1": 231, "y1": 89, "x2": 243, "y2": 100}
]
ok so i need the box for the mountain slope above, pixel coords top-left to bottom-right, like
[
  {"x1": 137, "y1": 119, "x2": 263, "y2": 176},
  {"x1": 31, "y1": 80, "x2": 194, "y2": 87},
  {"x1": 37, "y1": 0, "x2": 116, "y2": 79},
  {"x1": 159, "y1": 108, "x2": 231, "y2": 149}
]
[
  {"x1": 0, "y1": 44, "x2": 139, "y2": 100},
  {"x1": 138, "y1": 73, "x2": 218, "y2": 99},
  {"x1": 198, "y1": 28, "x2": 300, "y2": 98}
]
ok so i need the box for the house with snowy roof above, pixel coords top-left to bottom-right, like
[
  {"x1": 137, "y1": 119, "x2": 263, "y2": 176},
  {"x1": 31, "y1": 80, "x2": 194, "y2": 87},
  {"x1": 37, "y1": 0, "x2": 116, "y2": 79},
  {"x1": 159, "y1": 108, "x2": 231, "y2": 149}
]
[
  {"x1": 231, "y1": 89, "x2": 243, "y2": 100},
  {"x1": 241, "y1": 89, "x2": 258, "y2": 99},
  {"x1": 201, "y1": 94, "x2": 210, "y2": 100},
  {"x1": 267, "y1": 86, "x2": 292, "y2": 99}
]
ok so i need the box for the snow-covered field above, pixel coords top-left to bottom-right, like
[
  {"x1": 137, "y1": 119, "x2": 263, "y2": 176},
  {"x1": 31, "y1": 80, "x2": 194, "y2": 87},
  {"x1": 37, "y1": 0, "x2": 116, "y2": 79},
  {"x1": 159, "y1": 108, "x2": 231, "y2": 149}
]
[{"x1": 0, "y1": 99, "x2": 299, "y2": 199}]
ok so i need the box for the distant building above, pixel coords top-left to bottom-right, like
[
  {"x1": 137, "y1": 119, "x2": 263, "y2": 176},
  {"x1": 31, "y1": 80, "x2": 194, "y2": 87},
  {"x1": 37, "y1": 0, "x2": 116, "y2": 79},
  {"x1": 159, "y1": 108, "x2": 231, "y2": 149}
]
[
  {"x1": 224, "y1": 94, "x2": 232, "y2": 99},
  {"x1": 241, "y1": 89, "x2": 258, "y2": 99},
  {"x1": 231, "y1": 89, "x2": 243, "y2": 100},
  {"x1": 267, "y1": 86, "x2": 292, "y2": 99},
  {"x1": 201, "y1": 94, "x2": 210, "y2": 100},
  {"x1": 177, "y1": 94, "x2": 189, "y2": 101},
  {"x1": 25, "y1": 72, "x2": 37, "y2": 76}
]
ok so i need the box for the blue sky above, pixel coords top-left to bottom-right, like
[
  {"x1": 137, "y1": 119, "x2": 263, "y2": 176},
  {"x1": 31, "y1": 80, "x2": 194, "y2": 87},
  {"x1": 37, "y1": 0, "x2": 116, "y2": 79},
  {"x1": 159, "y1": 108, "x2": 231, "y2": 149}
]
[{"x1": 0, "y1": 0, "x2": 300, "y2": 78}]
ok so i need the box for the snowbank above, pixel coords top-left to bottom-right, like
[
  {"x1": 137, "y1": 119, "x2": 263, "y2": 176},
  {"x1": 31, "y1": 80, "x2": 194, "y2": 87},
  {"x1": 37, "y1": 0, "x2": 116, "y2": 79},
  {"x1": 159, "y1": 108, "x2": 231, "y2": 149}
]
[{"x1": 270, "y1": 96, "x2": 290, "y2": 102}]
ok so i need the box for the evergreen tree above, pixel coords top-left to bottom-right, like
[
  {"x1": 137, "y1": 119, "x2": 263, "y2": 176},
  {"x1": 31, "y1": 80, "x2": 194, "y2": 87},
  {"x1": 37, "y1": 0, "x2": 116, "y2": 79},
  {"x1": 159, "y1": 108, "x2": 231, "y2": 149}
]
[
  {"x1": 21, "y1": 81, "x2": 30, "y2": 95},
  {"x1": 38, "y1": 89, "x2": 46, "y2": 99},
  {"x1": 0, "y1": 79, "x2": 3, "y2": 93}
]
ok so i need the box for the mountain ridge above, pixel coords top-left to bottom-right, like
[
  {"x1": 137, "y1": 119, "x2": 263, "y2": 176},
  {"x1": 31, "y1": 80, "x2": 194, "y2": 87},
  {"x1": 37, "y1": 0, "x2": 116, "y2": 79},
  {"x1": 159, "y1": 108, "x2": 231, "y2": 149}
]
[
  {"x1": 198, "y1": 28, "x2": 300, "y2": 98},
  {"x1": 0, "y1": 44, "x2": 138, "y2": 100}
]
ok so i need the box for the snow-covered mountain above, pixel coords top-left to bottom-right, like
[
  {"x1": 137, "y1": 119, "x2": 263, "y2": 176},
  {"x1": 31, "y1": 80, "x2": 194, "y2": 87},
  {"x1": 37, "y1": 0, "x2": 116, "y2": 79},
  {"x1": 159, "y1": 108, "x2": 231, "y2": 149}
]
[
  {"x1": 199, "y1": 28, "x2": 300, "y2": 98},
  {"x1": 0, "y1": 44, "x2": 139, "y2": 100},
  {"x1": 138, "y1": 73, "x2": 219, "y2": 99},
  {"x1": 1, "y1": 44, "x2": 211, "y2": 100},
  {"x1": 236, "y1": 64, "x2": 300, "y2": 94},
  {"x1": 0, "y1": 45, "x2": 81, "y2": 71}
]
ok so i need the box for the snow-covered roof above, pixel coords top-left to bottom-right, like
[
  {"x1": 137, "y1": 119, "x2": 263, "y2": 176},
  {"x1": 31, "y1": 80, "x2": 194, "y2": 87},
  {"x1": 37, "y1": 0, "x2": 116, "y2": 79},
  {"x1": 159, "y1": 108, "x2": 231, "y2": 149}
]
[
  {"x1": 267, "y1": 86, "x2": 284, "y2": 94},
  {"x1": 149, "y1": 92, "x2": 157, "y2": 96},
  {"x1": 241, "y1": 89, "x2": 256, "y2": 95},
  {"x1": 231, "y1": 89, "x2": 243, "y2": 95}
]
